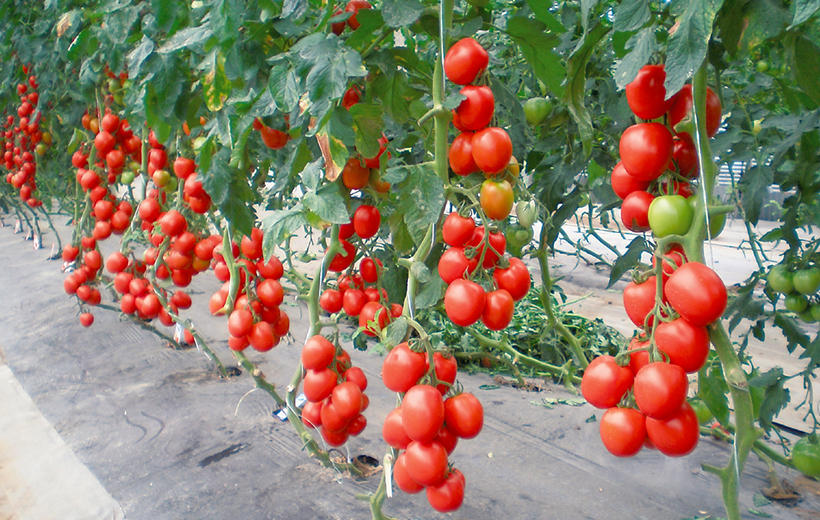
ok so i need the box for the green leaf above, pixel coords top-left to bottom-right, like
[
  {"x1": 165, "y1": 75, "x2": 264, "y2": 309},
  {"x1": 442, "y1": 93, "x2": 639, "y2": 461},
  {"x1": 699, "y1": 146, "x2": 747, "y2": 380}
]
[
  {"x1": 382, "y1": 0, "x2": 422, "y2": 27},
  {"x1": 664, "y1": 0, "x2": 725, "y2": 98},
  {"x1": 152, "y1": 0, "x2": 178, "y2": 31},
  {"x1": 268, "y1": 64, "x2": 301, "y2": 113},
  {"x1": 396, "y1": 165, "x2": 445, "y2": 244},
  {"x1": 415, "y1": 276, "x2": 445, "y2": 310},
  {"x1": 791, "y1": 0, "x2": 820, "y2": 27},
  {"x1": 127, "y1": 36, "x2": 155, "y2": 78},
  {"x1": 158, "y1": 24, "x2": 214, "y2": 54},
  {"x1": 773, "y1": 312, "x2": 810, "y2": 353},
  {"x1": 614, "y1": 0, "x2": 651, "y2": 33},
  {"x1": 304, "y1": 184, "x2": 350, "y2": 224},
  {"x1": 382, "y1": 164, "x2": 411, "y2": 184},
  {"x1": 383, "y1": 317, "x2": 408, "y2": 347},
  {"x1": 739, "y1": 0, "x2": 791, "y2": 51},
  {"x1": 607, "y1": 236, "x2": 649, "y2": 288},
  {"x1": 749, "y1": 367, "x2": 784, "y2": 388},
  {"x1": 587, "y1": 159, "x2": 606, "y2": 185},
  {"x1": 262, "y1": 206, "x2": 307, "y2": 256},
  {"x1": 525, "y1": 0, "x2": 567, "y2": 33},
  {"x1": 738, "y1": 164, "x2": 773, "y2": 225},
  {"x1": 349, "y1": 103, "x2": 384, "y2": 158},
  {"x1": 757, "y1": 377, "x2": 789, "y2": 431},
  {"x1": 698, "y1": 361, "x2": 730, "y2": 426},
  {"x1": 614, "y1": 27, "x2": 657, "y2": 89},
  {"x1": 791, "y1": 35, "x2": 820, "y2": 106},
  {"x1": 506, "y1": 16, "x2": 565, "y2": 98}
]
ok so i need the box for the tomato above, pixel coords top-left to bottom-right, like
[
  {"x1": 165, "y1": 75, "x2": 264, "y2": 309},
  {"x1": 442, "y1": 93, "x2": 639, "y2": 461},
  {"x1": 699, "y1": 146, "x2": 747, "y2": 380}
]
[
  {"x1": 393, "y1": 453, "x2": 424, "y2": 494},
  {"x1": 249, "y1": 321, "x2": 276, "y2": 352},
  {"x1": 433, "y1": 353, "x2": 457, "y2": 394},
  {"x1": 444, "y1": 393, "x2": 483, "y2": 439},
  {"x1": 653, "y1": 243, "x2": 687, "y2": 281},
  {"x1": 625, "y1": 64, "x2": 668, "y2": 120},
  {"x1": 403, "y1": 441, "x2": 449, "y2": 487},
  {"x1": 793, "y1": 266, "x2": 820, "y2": 295},
  {"x1": 301, "y1": 400, "x2": 323, "y2": 428},
  {"x1": 359, "y1": 301, "x2": 389, "y2": 336},
  {"x1": 303, "y1": 368, "x2": 337, "y2": 402},
  {"x1": 342, "y1": 288, "x2": 366, "y2": 316},
  {"x1": 581, "y1": 355, "x2": 634, "y2": 409},
  {"x1": 655, "y1": 318, "x2": 710, "y2": 373},
  {"x1": 627, "y1": 336, "x2": 650, "y2": 377},
  {"x1": 634, "y1": 362, "x2": 688, "y2": 420},
  {"x1": 359, "y1": 257, "x2": 379, "y2": 283},
  {"x1": 472, "y1": 127, "x2": 512, "y2": 175},
  {"x1": 645, "y1": 402, "x2": 699, "y2": 456},
  {"x1": 341, "y1": 156, "x2": 370, "y2": 190},
  {"x1": 444, "y1": 37, "x2": 488, "y2": 85},
  {"x1": 402, "y1": 385, "x2": 445, "y2": 442},
  {"x1": 665, "y1": 262, "x2": 726, "y2": 326},
  {"x1": 362, "y1": 135, "x2": 389, "y2": 169},
  {"x1": 648, "y1": 195, "x2": 694, "y2": 238},
  {"x1": 791, "y1": 436, "x2": 820, "y2": 478},
  {"x1": 453, "y1": 85, "x2": 494, "y2": 131},
  {"x1": 622, "y1": 276, "x2": 657, "y2": 328},
  {"x1": 619, "y1": 123, "x2": 673, "y2": 181},
  {"x1": 383, "y1": 408, "x2": 412, "y2": 450},
  {"x1": 342, "y1": 367, "x2": 367, "y2": 392},
  {"x1": 138, "y1": 197, "x2": 161, "y2": 223},
  {"x1": 330, "y1": 381, "x2": 363, "y2": 422},
  {"x1": 504, "y1": 224, "x2": 533, "y2": 258},
  {"x1": 481, "y1": 289, "x2": 514, "y2": 330},
  {"x1": 448, "y1": 132, "x2": 478, "y2": 176},
  {"x1": 227, "y1": 309, "x2": 253, "y2": 337},
  {"x1": 320, "y1": 425, "x2": 349, "y2": 447},
  {"x1": 94, "y1": 130, "x2": 116, "y2": 157},
  {"x1": 444, "y1": 279, "x2": 486, "y2": 327},
  {"x1": 105, "y1": 252, "x2": 128, "y2": 273},
  {"x1": 257, "y1": 256, "x2": 284, "y2": 279},
  {"x1": 467, "y1": 226, "x2": 506, "y2": 268},
  {"x1": 301, "y1": 335, "x2": 336, "y2": 371},
  {"x1": 668, "y1": 84, "x2": 722, "y2": 138},
  {"x1": 426, "y1": 469, "x2": 465, "y2": 512},
  {"x1": 599, "y1": 407, "x2": 646, "y2": 457},
  {"x1": 159, "y1": 209, "x2": 187, "y2": 237},
  {"x1": 173, "y1": 157, "x2": 196, "y2": 180},
  {"x1": 257, "y1": 279, "x2": 284, "y2": 308},
  {"x1": 442, "y1": 213, "x2": 475, "y2": 247},
  {"x1": 79, "y1": 312, "x2": 94, "y2": 327},
  {"x1": 767, "y1": 264, "x2": 794, "y2": 294},
  {"x1": 382, "y1": 342, "x2": 427, "y2": 393},
  {"x1": 341, "y1": 85, "x2": 361, "y2": 109},
  {"x1": 671, "y1": 135, "x2": 698, "y2": 177},
  {"x1": 438, "y1": 247, "x2": 476, "y2": 284},
  {"x1": 610, "y1": 161, "x2": 649, "y2": 200},
  {"x1": 620, "y1": 190, "x2": 654, "y2": 232},
  {"x1": 344, "y1": 0, "x2": 372, "y2": 30},
  {"x1": 491, "y1": 257, "x2": 530, "y2": 301},
  {"x1": 785, "y1": 294, "x2": 809, "y2": 313},
  {"x1": 353, "y1": 204, "x2": 380, "y2": 239},
  {"x1": 328, "y1": 239, "x2": 356, "y2": 272},
  {"x1": 523, "y1": 97, "x2": 552, "y2": 125},
  {"x1": 480, "y1": 178, "x2": 514, "y2": 220}
]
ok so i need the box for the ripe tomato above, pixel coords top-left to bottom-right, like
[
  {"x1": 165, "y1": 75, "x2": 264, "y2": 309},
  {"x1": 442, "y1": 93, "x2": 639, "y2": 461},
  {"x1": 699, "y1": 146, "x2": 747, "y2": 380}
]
[
  {"x1": 359, "y1": 301, "x2": 389, "y2": 336},
  {"x1": 359, "y1": 257, "x2": 379, "y2": 283},
  {"x1": 648, "y1": 195, "x2": 694, "y2": 238},
  {"x1": 353, "y1": 204, "x2": 380, "y2": 239},
  {"x1": 301, "y1": 335, "x2": 336, "y2": 371},
  {"x1": 403, "y1": 441, "x2": 449, "y2": 487},
  {"x1": 444, "y1": 279, "x2": 486, "y2": 327},
  {"x1": 320, "y1": 288, "x2": 343, "y2": 313},
  {"x1": 79, "y1": 312, "x2": 94, "y2": 327},
  {"x1": 480, "y1": 178, "x2": 514, "y2": 220},
  {"x1": 599, "y1": 407, "x2": 646, "y2": 457},
  {"x1": 341, "y1": 157, "x2": 370, "y2": 190},
  {"x1": 257, "y1": 256, "x2": 284, "y2": 279},
  {"x1": 610, "y1": 161, "x2": 649, "y2": 200},
  {"x1": 665, "y1": 262, "x2": 726, "y2": 326},
  {"x1": 444, "y1": 393, "x2": 483, "y2": 439},
  {"x1": 444, "y1": 37, "x2": 488, "y2": 85},
  {"x1": 344, "y1": 0, "x2": 372, "y2": 30},
  {"x1": 453, "y1": 85, "x2": 494, "y2": 131},
  {"x1": 402, "y1": 385, "x2": 445, "y2": 443},
  {"x1": 138, "y1": 197, "x2": 161, "y2": 223},
  {"x1": 228, "y1": 309, "x2": 253, "y2": 337},
  {"x1": 342, "y1": 85, "x2": 361, "y2": 109},
  {"x1": 249, "y1": 321, "x2": 276, "y2": 352},
  {"x1": 619, "y1": 123, "x2": 673, "y2": 181},
  {"x1": 645, "y1": 402, "x2": 699, "y2": 456},
  {"x1": 393, "y1": 453, "x2": 424, "y2": 494},
  {"x1": 467, "y1": 226, "x2": 505, "y2": 268},
  {"x1": 426, "y1": 469, "x2": 465, "y2": 513},
  {"x1": 668, "y1": 84, "x2": 721, "y2": 138},
  {"x1": 472, "y1": 127, "x2": 512, "y2": 175},
  {"x1": 320, "y1": 425, "x2": 349, "y2": 447},
  {"x1": 105, "y1": 252, "x2": 128, "y2": 273},
  {"x1": 343, "y1": 366, "x2": 367, "y2": 391},
  {"x1": 442, "y1": 213, "x2": 475, "y2": 247},
  {"x1": 331, "y1": 381, "x2": 363, "y2": 422},
  {"x1": 303, "y1": 368, "x2": 337, "y2": 402},
  {"x1": 581, "y1": 355, "x2": 634, "y2": 409},
  {"x1": 173, "y1": 157, "x2": 196, "y2": 180},
  {"x1": 633, "y1": 362, "x2": 688, "y2": 420},
  {"x1": 301, "y1": 401, "x2": 323, "y2": 428},
  {"x1": 671, "y1": 135, "x2": 697, "y2": 177},
  {"x1": 328, "y1": 239, "x2": 356, "y2": 272},
  {"x1": 620, "y1": 190, "x2": 654, "y2": 232},
  {"x1": 342, "y1": 288, "x2": 366, "y2": 316},
  {"x1": 627, "y1": 336, "x2": 650, "y2": 376},
  {"x1": 259, "y1": 125, "x2": 289, "y2": 149},
  {"x1": 481, "y1": 289, "x2": 514, "y2": 330},
  {"x1": 448, "y1": 132, "x2": 478, "y2": 176},
  {"x1": 625, "y1": 64, "x2": 668, "y2": 120},
  {"x1": 655, "y1": 318, "x2": 710, "y2": 373},
  {"x1": 382, "y1": 342, "x2": 427, "y2": 393},
  {"x1": 320, "y1": 401, "x2": 350, "y2": 432},
  {"x1": 433, "y1": 352, "x2": 458, "y2": 394},
  {"x1": 437, "y1": 247, "x2": 476, "y2": 284},
  {"x1": 383, "y1": 408, "x2": 412, "y2": 450},
  {"x1": 622, "y1": 276, "x2": 657, "y2": 328},
  {"x1": 492, "y1": 257, "x2": 531, "y2": 301},
  {"x1": 159, "y1": 209, "x2": 187, "y2": 237}
]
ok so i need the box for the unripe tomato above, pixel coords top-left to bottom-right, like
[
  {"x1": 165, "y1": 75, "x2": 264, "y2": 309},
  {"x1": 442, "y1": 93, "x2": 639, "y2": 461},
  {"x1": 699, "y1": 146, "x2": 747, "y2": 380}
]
[
  {"x1": 523, "y1": 97, "x2": 552, "y2": 125},
  {"x1": 648, "y1": 195, "x2": 694, "y2": 237},
  {"x1": 480, "y1": 179, "x2": 514, "y2": 220}
]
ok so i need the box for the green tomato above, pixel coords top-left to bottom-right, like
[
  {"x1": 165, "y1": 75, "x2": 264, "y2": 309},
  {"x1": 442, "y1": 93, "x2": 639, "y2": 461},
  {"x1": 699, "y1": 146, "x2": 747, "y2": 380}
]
[
  {"x1": 648, "y1": 195, "x2": 694, "y2": 237},
  {"x1": 127, "y1": 160, "x2": 140, "y2": 173},
  {"x1": 799, "y1": 309, "x2": 816, "y2": 323},
  {"x1": 784, "y1": 293, "x2": 809, "y2": 313},
  {"x1": 793, "y1": 266, "x2": 820, "y2": 295},
  {"x1": 505, "y1": 224, "x2": 533, "y2": 258},
  {"x1": 523, "y1": 97, "x2": 552, "y2": 126},
  {"x1": 689, "y1": 398, "x2": 713, "y2": 425},
  {"x1": 755, "y1": 60, "x2": 769, "y2": 73},
  {"x1": 791, "y1": 436, "x2": 820, "y2": 478},
  {"x1": 164, "y1": 176, "x2": 179, "y2": 192},
  {"x1": 812, "y1": 304, "x2": 820, "y2": 321},
  {"x1": 120, "y1": 170, "x2": 135, "y2": 185},
  {"x1": 35, "y1": 143, "x2": 47, "y2": 156},
  {"x1": 767, "y1": 264, "x2": 794, "y2": 294},
  {"x1": 516, "y1": 200, "x2": 537, "y2": 228}
]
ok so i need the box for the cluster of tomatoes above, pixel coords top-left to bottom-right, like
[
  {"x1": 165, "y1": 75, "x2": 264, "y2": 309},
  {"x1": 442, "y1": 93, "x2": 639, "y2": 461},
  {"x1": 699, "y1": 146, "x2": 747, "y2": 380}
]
[
  {"x1": 614, "y1": 64, "x2": 725, "y2": 238},
  {"x1": 211, "y1": 228, "x2": 291, "y2": 352},
  {"x1": 299, "y1": 335, "x2": 369, "y2": 446},
  {"x1": 445, "y1": 37, "x2": 516, "y2": 222},
  {"x1": 381, "y1": 342, "x2": 483, "y2": 512},
  {"x1": 2, "y1": 71, "x2": 49, "y2": 208},
  {"x1": 438, "y1": 212, "x2": 531, "y2": 330},
  {"x1": 767, "y1": 260, "x2": 820, "y2": 323}
]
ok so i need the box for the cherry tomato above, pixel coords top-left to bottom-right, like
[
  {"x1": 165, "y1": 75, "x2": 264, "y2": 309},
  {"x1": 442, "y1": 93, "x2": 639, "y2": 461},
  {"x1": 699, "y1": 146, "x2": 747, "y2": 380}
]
[
  {"x1": 481, "y1": 289, "x2": 514, "y2": 330},
  {"x1": 426, "y1": 469, "x2": 465, "y2": 512},
  {"x1": 359, "y1": 301, "x2": 389, "y2": 336},
  {"x1": 444, "y1": 37, "x2": 488, "y2": 85},
  {"x1": 383, "y1": 408, "x2": 412, "y2": 450},
  {"x1": 342, "y1": 288, "x2": 366, "y2": 316},
  {"x1": 671, "y1": 135, "x2": 698, "y2": 177},
  {"x1": 303, "y1": 368, "x2": 337, "y2": 402},
  {"x1": 403, "y1": 441, "x2": 449, "y2": 487},
  {"x1": 341, "y1": 156, "x2": 370, "y2": 190},
  {"x1": 442, "y1": 213, "x2": 476, "y2": 247},
  {"x1": 344, "y1": 0, "x2": 372, "y2": 30},
  {"x1": 319, "y1": 288, "x2": 343, "y2": 313},
  {"x1": 480, "y1": 178, "x2": 514, "y2": 220},
  {"x1": 448, "y1": 132, "x2": 478, "y2": 176},
  {"x1": 648, "y1": 194, "x2": 694, "y2": 237},
  {"x1": 359, "y1": 257, "x2": 380, "y2": 283},
  {"x1": 353, "y1": 204, "x2": 380, "y2": 239},
  {"x1": 331, "y1": 381, "x2": 363, "y2": 422},
  {"x1": 668, "y1": 84, "x2": 722, "y2": 138},
  {"x1": 655, "y1": 318, "x2": 710, "y2": 373},
  {"x1": 619, "y1": 123, "x2": 673, "y2": 181},
  {"x1": 467, "y1": 226, "x2": 506, "y2": 268},
  {"x1": 444, "y1": 279, "x2": 486, "y2": 327},
  {"x1": 433, "y1": 352, "x2": 458, "y2": 394},
  {"x1": 633, "y1": 362, "x2": 688, "y2": 420},
  {"x1": 665, "y1": 262, "x2": 726, "y2": 326},
  {"x1": 645, "y1": 402, "x2": 699, "y2": 456},
  {"x1": 402, "y1": 385, "x2": 445, "y2": 443},
  {"x1": 599, "y1": 407, "x2": 647, "y2": 457},
  {"x1": 301, "y1": 335, "x2": 336, "y2": 371},
  {"x1": 444, "y1": 393, "x2": 483, "y2": 439},
  {"x1": 793, "y1": 267, "x2": 820, "y2": 295},
  {"x1": 611, "y1": 161, "x2": 649, "y2": 200},
  {"x1": 523, "y1": 97, "x2": 552, "y2": 125},
  {"x1": 472, "y1": 127, "x2": 512, "y2": 175},
  {"x1": 627, "y1": 336, "x2": 650, "y2": 377},
  {"x1": 393, "y1": 453, "x2": 424, "y2": 494},
  {"x1": 328, "y1": 239, "x2": 356, "y2": 272},
  {"x1": 581, "y1": 355, "x2": 634, "y2": 409},
  {"x1": 438, "y1": 247, "x2": 477, "y2": 284},
  {"x1": 453, "y1": 85, "x2": 494, "y2": 131},
  {"x1": 492, "y1": 257, "x2": 531, "y2": 301},
  {"x1": 625, "y1": 64, "x2": 668, "y2": 120},
  {"x1": 382, "y1": 342, "x2": 427, "y2": 393},
  {"x1": 620, "y1": 190, "x2": 654, "y2": 232},
  {"x1": 622, "y1": 276, "x2": 658, "y2": 328}
]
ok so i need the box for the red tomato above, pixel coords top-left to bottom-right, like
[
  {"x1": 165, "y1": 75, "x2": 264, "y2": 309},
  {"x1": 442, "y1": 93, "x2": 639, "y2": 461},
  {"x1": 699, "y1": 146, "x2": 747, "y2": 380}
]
[
  {"x1": 481, "y1": 289, "x2": 514, "y2": 330},
  {"x1": 342, "y1": 288, "x2": 366, "y2": 316},
  {"x1": 442, "y1": 213, "x2": 475, "y2": 247},
  {"x1": 341, "y1": 156, "x2": 370, "y2": 190},
  {"x1": 105, "y1": 252, "x2": 128, "y2": 273},
  {"x1": 359, "y1": 257, "x2": 379, "y2": 283},
  {"x1": 627, "y1": 336, "x2": 650, "y2": 377},
  {"x1": 344, "y1": 0, "x2": 372, "y2": 30},
  {"x1": 619, "y1": 123, "x2": 673, "y2": 181},
  {"x1": 444, "y1": 37, "x2": 488, "y2": 85},
  {"x1": 472, "y1": 127, "x2": 513, "y2": 175},
  {"x1": 444, "y1": 393, "x2": 483, "y2": 438},
  {"x1": 158, "y1": 209, "x2": 187, "y2": 237},
  {"x1": 492, "y1": 257, "x2": 530, "y2": 301},
  {"x1": 581, "y1": 355, "x2": 634, "y2": 409},
  {"x1": 671, "y1": 135, "x2": 698, "y2": 177},
  {"x1": 426, "y1": 469, "x2": 465, "y2": 512},
  {"x1": 433, "y1": 352, "x2": 457, "y2": 395},
  {"x1": 625, "y1": 64, "x2": 668, "y2": 120},
  {"x1": 453, "y1": 86, "x2": 494, "y2": 131},
  {"x1": 382, "y1": 342, "x2": 427, "y2": 393},
  {"x1": 655, "y1": 318, "x2": 710, "y2": 373},
  {"x1": 448, "y1": 132, "x2": 478, "y2": 176},
  {"x1": 343, "y1": 366, "x2": 367, "y2": 391},
  {"x1": 249, "y1": 321, "x2": 276, "y2": 352},
  {"x1": 320, "y1": 425, "x2": 348, "y2": 447},
  {"x1": 402, "y1": 385, "x2": 445, "y2": 443},
  {"x1": 301, "y1": 335, "x2": 336, "y2": 371},
  {"x1": 301, "y1": 400, "x2": 323, "y2": 428},
  {"x1": 437, "y1": 247, "x2": 476, "y2": 284},
  {"x1": 645, "y1": 402, "x2": 699, "y2": 456},
  {"x1": 259, "y1": 125, "x2": 289, "y2": 149},
  {"x1": 331, "y1": 381, "x2": 363, "y2": 422},
  {"x1": 393, "y1": 453, "x2": 424, "y2": 494},
  {"x1": 303, "y1": 368, "x2": 338, "y2": 402},
  {"x1": 665, "y1": 262, "x2": 726, "y2": 326},
  {"x1": 622, "y1": 276, "x2": 658, "y2": 328},
  {"x1": 467, "y1": 226, "x2": 505, "y2": 268},
  {"x1": 79, "y1": 312, "x2": 94, "y2": 327},
  {"x1": 328, "y1": 239, "x2": 356, "y2": 272},
  {"x1": 599, "y1": 407, "x2": 647, "y2": 457},
  {"x1": 353, "y1": 204, "x2": 380, "y2": 239},
  {"x1": 444, "y1": 279, "x2": 486, "y2": 327},
  {"x1": 257, "y1": 279, "x2": 284, "y2": 308},
  {"x1": 633, "y1": 362, "x2": 688, "y2": 420},
  {"x1": 257, "y1": 256, "x2": 284, "y2": 279},
  {"x1": 668, "y1": 84, "x2": 722, "y2": 138},
  {"x1": 319, "y1": 288, "x2": 343, "y2": 313},
  {"x1": 227, "y1": 309, "x2": 253, "y2": 337},
  {"x1": 359, "y1": 301, "x2": 389, "y2": 336},
  {"x1": 383, "y1": 408, "x2": 412, "y2": 450},
  {"x1": 342, "y1": 85, "x2": 361, "y2": 109},
  {"x1": 611, "y1": 161, "x2": 649, "y2": 200},
  {"x1": 620, "y1": 190, "x2": 654, "y2": 232},
  {"x1": 403, "y1": 441, "x2": 448, "y2": 487},
  {"x1": 348, "y1": 414, "x2": 367, "y2": 436},
  {"x1": 138, "y1": 197, "x2": 161, "y2": 223}
]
